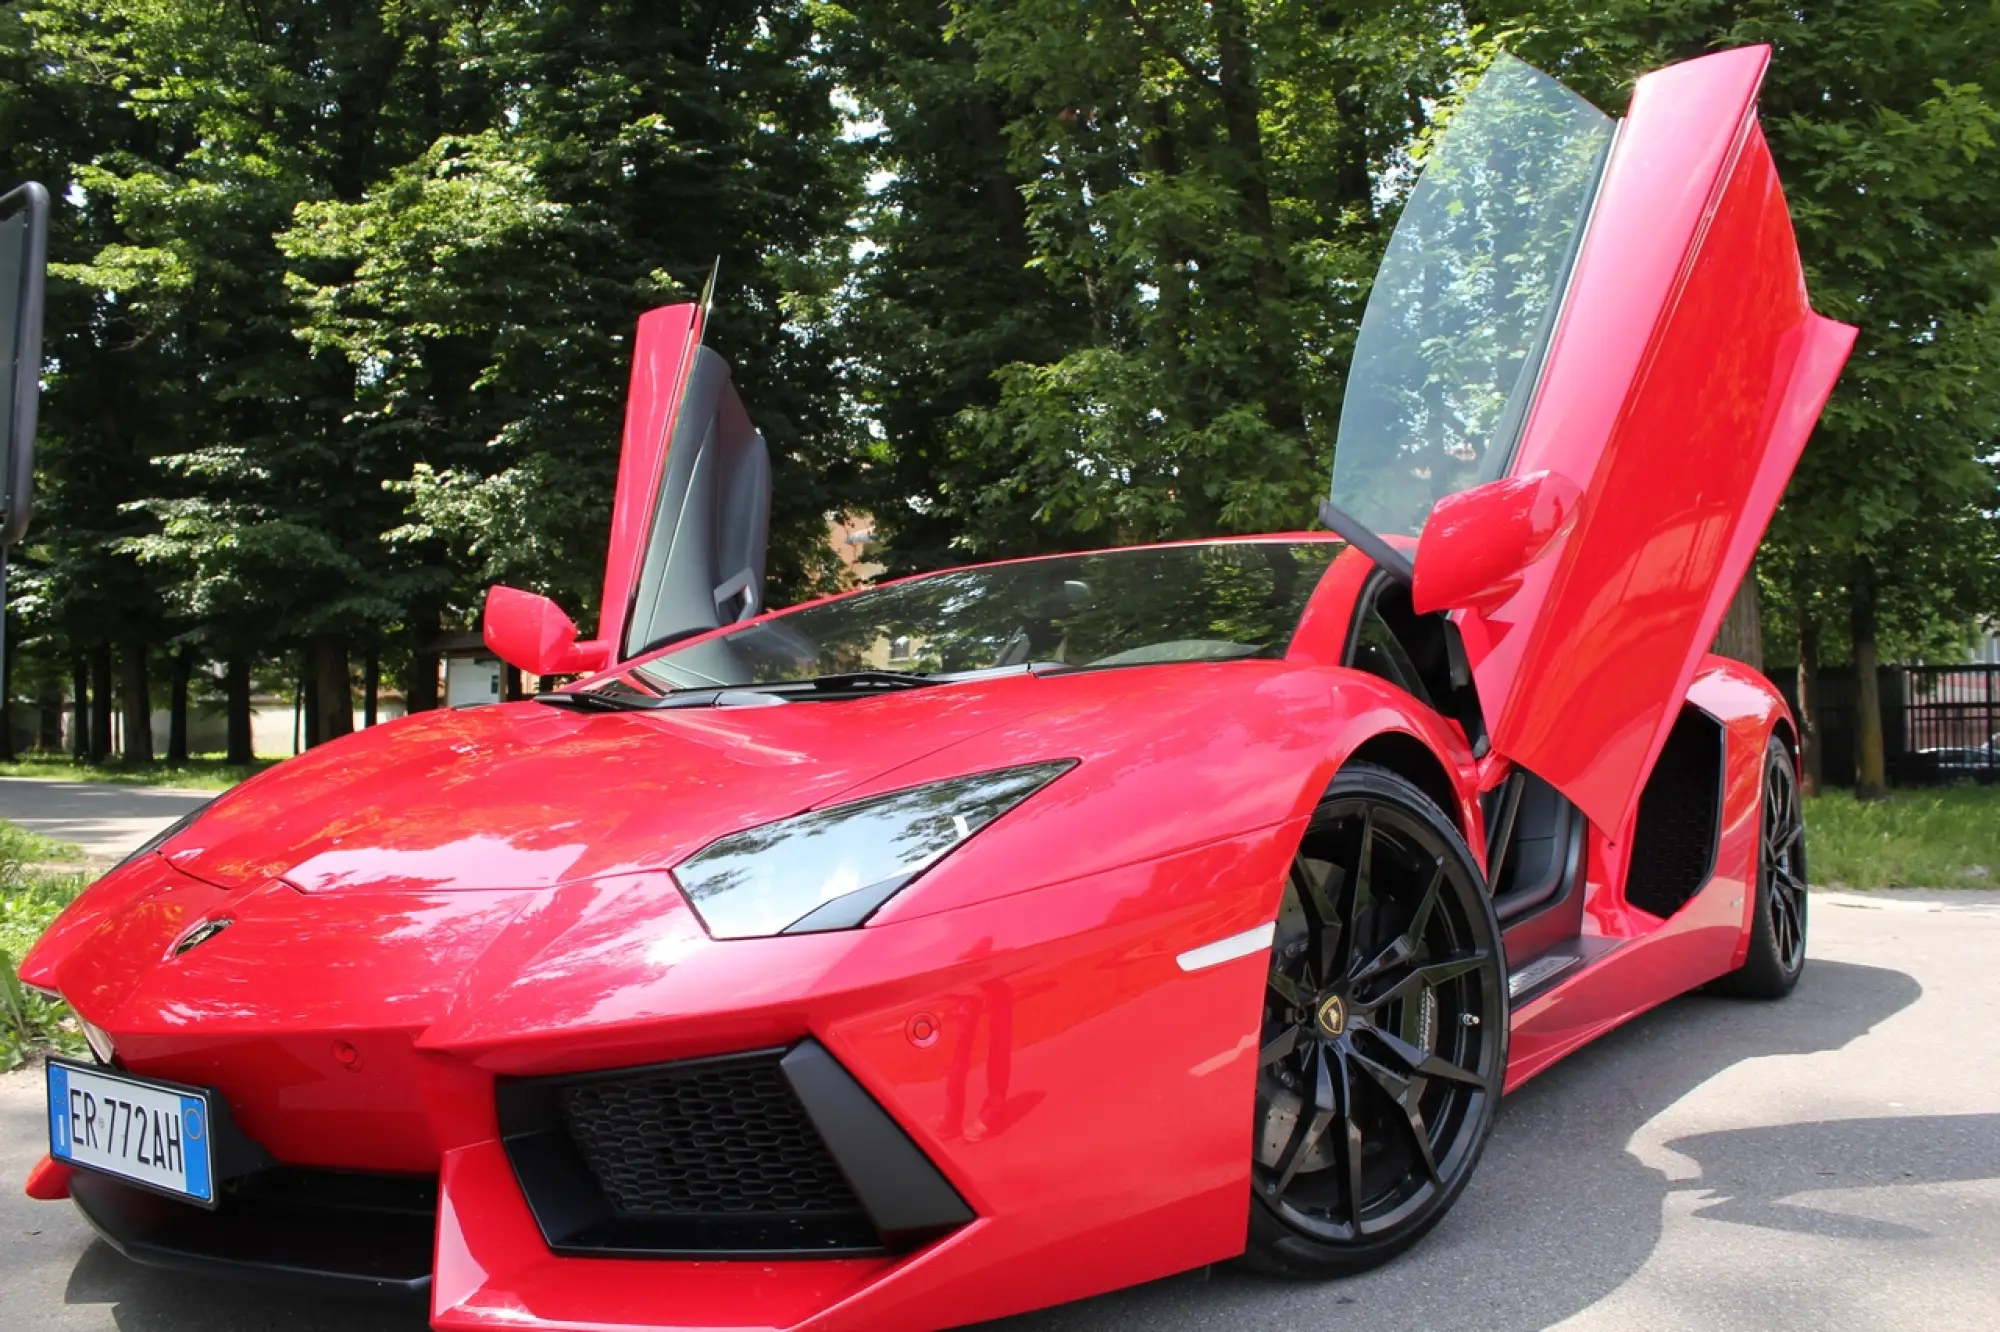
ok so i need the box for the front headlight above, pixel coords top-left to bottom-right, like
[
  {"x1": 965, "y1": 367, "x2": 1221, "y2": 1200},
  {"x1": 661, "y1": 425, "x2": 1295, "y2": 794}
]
[{"x1": 674, "y1": 761, "x2": 1077, "y2": 938}]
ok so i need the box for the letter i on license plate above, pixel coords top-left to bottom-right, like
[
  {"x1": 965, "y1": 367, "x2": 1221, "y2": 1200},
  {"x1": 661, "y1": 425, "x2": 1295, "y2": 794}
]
[{"x1": 46, "y1": 1058, "x2": 216, "y2": 1206}]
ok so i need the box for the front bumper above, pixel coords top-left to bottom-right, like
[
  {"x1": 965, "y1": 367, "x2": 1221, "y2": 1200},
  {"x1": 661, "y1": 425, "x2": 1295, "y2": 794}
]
[{"x1": 24, "y1": 826, "x2": 1294, "y2": 1330}]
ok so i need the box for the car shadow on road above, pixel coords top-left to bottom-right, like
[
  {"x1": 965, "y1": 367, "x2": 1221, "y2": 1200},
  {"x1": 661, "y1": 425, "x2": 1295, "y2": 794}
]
[
  {"x1": 56, "y1": 960, "x2": 1945, "y2": 1332},
  {"x1": 981, "y1": 957, "x2": 1940, "y2": 1331}
]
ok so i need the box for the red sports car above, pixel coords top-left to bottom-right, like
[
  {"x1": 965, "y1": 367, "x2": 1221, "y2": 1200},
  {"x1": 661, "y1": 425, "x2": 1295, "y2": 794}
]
[{"x1": 21, "y1": 45, "x2": 1850, "y2": 1331}]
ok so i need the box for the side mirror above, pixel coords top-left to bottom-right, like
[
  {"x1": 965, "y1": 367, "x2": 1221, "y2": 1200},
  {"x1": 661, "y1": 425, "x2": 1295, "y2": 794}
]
[
  {"x1": 1, "y1": 182, "x2": 49, "y2": 549},
  {"x1": 483, "y1": 585, "x2": 611, "y2": 678},
  {"x1": 1411, "y1": 470, "x2": 1581, "y2": 615}
]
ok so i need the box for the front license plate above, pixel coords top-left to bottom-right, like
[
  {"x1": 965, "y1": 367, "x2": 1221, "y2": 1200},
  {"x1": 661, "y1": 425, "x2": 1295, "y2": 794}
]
[{"x1": 46, "y1": 1058, "x2": 215, "y2": 1206}]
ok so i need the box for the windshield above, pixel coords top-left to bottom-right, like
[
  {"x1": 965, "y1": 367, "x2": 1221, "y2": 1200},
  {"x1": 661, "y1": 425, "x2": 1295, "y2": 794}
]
[
  {"x1": 631, "y1": 541, "x2": 1341, "y2": 692},
  {"x1": 1327, "y1": 55, "x2": 1613, "y2": 538}
]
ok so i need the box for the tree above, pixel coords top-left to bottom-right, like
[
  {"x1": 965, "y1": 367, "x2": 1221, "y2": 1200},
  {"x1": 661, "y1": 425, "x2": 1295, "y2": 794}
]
[
  {"x1": 841, "y1": 0, "x2": 1477, "y2": 565},
  {"x1": 284, "y1": 0, "x2": 861, "y2": 638}
]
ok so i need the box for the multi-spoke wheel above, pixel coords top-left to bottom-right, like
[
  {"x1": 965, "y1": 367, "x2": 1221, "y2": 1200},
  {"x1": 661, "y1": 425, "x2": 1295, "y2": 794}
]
[
  {"x1": 1710, "y1": 735, "x2": 1808, "y2": 999},
  {"x1": 1242, "y1": 764, "x2": 1506, "y2": 1277}
]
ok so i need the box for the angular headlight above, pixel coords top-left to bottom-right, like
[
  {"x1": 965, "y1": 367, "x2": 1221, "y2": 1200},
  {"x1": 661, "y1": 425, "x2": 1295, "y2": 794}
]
[{"x1": 674, "y1": 761, "x2": 1077, "y2": 939}]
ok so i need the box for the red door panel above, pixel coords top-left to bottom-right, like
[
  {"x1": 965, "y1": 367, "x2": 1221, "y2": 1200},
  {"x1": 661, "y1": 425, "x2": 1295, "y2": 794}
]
[
  {"x1": 1441, "y1": 46, "x2": 1856, "y2": 836},
  {"x1": 591, "y1": 302, "x2": 704, "y2": 661}
]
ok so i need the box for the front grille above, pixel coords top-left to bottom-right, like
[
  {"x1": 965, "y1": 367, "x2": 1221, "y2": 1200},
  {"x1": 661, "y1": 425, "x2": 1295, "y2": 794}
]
[
  {"x1": 560, "y1": 1055, "x2": 860, "y2": 1218},
  {"x1": 498, "y1": 1045, "x2": 894, "y2": 1256}
]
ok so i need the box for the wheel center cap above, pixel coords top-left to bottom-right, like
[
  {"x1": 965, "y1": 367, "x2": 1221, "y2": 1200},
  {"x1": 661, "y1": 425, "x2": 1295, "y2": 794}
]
[{"x1": 1316, "y1": 994, "x2": 1348, "y2": 1038}]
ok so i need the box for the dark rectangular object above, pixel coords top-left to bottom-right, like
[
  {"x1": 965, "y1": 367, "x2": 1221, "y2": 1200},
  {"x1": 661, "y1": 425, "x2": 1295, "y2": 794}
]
[{"x1": 68, "y1": 1166, "x2": 435, "y2": 1300}]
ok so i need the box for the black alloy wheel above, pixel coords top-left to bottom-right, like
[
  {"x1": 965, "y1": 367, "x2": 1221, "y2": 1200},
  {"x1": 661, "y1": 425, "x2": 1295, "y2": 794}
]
[
  {"x1": 1711, "y1": 735, "x2": 1808, "y2": 999},
  {"x1": 1242, "y1": 763, "x2": 1507, "y2": 1278}
]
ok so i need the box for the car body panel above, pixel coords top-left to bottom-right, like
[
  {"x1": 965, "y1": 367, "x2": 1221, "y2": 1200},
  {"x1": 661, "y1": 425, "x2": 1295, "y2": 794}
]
[
  {"x1": 593, "y1": 301, "x2": 703, "y2": 662},
  {"x1": 21, "y1": 639, "x2": 1794, "y2": 1330},
  {"x1": 1429, "y1": 47, "x2": 1854, "y2": 837},
  {"x1": 1505, "y1": 655, "x2": 1783, "y2": 1085},
  {"x1": 20, "y1": 44, "x2": 1840, "y2": 1332}
]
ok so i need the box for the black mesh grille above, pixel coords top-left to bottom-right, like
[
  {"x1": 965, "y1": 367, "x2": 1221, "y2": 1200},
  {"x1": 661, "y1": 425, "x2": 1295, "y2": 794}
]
[
  {"x1": 1627, "y1": 706, "x2": 1724, "y2": 919},
  {"x1": 559, "y1": 1056, "x2": 859, "y2": 1217}
]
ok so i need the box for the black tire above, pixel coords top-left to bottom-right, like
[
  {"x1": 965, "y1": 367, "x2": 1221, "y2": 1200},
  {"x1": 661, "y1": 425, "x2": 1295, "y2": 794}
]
[
  {"x1": 1241, "y1": 763, "x2": 1508, "y2": 1279},
  {"x1": 1709, "y1": 734, "x2": 1808, "y2": 999}
]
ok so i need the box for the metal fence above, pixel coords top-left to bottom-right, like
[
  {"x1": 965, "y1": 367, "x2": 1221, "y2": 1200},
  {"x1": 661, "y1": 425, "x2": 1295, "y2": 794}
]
[
  {"x1": 1774, "y1": 663, "x2": 2000, "y2": 786},
  {"x1": 1896, "y1": 665, "x2": 2000, "y2": 784}
]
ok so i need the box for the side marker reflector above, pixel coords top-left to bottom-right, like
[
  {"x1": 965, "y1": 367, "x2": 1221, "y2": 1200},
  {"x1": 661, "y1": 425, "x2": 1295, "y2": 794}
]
[{"x1": 1176, "y1": 922, "x2": 1277, "y2": 973}]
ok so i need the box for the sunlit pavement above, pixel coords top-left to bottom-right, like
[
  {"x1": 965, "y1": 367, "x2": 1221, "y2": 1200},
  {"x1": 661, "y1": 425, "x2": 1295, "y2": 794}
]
[
  {"x1": 4, "y1": 888, "x2": 1997, "y2": 1331},
  {"x1": 0, "y1": 779, "x2": 213, "y2": 863}
]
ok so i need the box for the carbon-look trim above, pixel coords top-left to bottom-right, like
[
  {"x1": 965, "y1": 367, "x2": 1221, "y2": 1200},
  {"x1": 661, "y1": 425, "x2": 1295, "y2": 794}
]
[{"x1": 780, "y1": 1040, "x2": 973, "y2": 1243}]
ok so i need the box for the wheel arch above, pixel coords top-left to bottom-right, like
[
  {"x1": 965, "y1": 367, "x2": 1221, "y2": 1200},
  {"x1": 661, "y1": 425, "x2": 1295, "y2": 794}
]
[{"x1": 1341, "y1": 729, "x2": 1466, "y2": 839}]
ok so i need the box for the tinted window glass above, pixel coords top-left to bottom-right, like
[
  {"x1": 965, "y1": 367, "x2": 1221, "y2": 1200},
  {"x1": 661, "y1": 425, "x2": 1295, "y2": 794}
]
[
  {"x1": 634, "y1": 541, "x2": 1341, "y2": 691},
  {"x1": 1328, "y1": 56, "x2": 1612, "y2": 538},
  {"x1": 1349, "y1": 606, "x2": 1433, "y2": 709}
]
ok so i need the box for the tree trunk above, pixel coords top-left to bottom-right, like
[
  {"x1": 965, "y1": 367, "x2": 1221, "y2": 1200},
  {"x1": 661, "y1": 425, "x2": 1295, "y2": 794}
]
[
  {"x1": 364, "y1": 650, "x2": 379, "y2": 728},
  {"x1": 225, "y1": 657, "x2": 253, "y2": 765},
  {"x1": 167, "y1": 648, "x2": 192, "y2": 764},
  {"x1": 309, "y1": 635, "x2": 353, "y2": 746},
  {"x1": 89, "y1": 642, "x2": 114, "y2": 762},
  {"x1": 503, "y1": 664, "x2": 524, "y2": 702},
  {"x1": 407, "y1": 610, "x2": 440, "y2": 713},
  {"x1": 1851, "y1": 571, "x2": 1887, "y2": 800},
  {"x1": 70, "y1": 655, "x2": 87, "y2": 759},
  {"x1": 1710, "y1": 574, "x2": 1763, "y2": 668},
  {"x1": 1212, "y1": 0, "x2": 1301, "y2": 436},
  {"x1": 1796, "y1": 605, "x2": 1823, "y2": 797},
  {"x1": 300, "y1": 653, "x2": 317, "y2": 749},
  {"x1": 120, "y1": 641, "x2": 154, "y2": 765},
  {"x1": 35, "y1": 677, "x2": 62, "y2": 751}
]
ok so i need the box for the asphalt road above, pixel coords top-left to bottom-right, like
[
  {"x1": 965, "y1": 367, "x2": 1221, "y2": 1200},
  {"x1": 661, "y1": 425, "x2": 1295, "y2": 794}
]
[
  {"x1": 2, "y1": 872, "x2": 1996, "y2": 1329},
  {"x1": 0, "y1": 779, "x2": 213, "y2": 862}
]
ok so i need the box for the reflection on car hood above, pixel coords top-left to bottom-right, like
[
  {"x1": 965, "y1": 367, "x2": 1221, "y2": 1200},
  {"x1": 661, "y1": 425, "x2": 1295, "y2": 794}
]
[{"x1": 163, "y1": 684, "x2": 1042, "y2": 893}]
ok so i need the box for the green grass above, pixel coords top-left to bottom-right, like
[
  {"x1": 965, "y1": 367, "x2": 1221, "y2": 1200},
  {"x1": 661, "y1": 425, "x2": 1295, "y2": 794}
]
[
  {"x1": 0, "y1": 750, "x2": 280, "y2": 791},
  {"x1": 0, "y1": 822, "x2": 90, "y2": 1069},
  {"x1": 1806, "y1": 785, "x2": 2000, "y2": 890}
]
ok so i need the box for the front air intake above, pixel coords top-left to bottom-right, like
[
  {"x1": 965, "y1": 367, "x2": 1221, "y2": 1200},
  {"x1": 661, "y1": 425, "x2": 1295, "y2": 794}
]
[{"x1": 497, "y1": 1041, "x2": 972, "y2": 1257}]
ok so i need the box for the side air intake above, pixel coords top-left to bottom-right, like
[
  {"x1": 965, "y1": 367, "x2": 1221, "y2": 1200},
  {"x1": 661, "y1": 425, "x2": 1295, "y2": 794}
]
[
  {"x1": 497, "y1": 1041, "x2": 971, "y2": 1257},
  {"x1": 1625, "y1": 704, "x2": 1725, "y2": 919}
]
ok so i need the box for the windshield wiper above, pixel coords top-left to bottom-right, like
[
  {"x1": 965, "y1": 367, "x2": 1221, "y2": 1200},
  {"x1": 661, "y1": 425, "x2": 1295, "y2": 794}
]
[
  {"x1": 536, "y1": 689, "x2": 732, "y2": 712},
  {"x1": 731, "y1": 670, "x2": 939, "y2": 697},
  {"x1": 731, "y1": 664, "x2": 1072, "y2": 695},
  {"x1": 544, "y1": 664, "x2": 1067, "y2": 713}
]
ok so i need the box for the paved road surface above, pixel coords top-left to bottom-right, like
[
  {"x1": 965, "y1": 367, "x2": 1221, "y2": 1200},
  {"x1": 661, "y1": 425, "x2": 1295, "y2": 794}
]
[
  {"x1": 0, "y1": 779, "x2": 213, "y2": 862},
  {"x1": 3, "y1": 888, "x2": 1996, "y2": 1331}
]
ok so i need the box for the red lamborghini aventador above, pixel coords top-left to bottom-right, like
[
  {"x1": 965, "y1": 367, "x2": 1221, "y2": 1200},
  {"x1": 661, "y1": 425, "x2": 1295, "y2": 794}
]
[{"x1": 20, "y1": 44, "x2": 1851, "y2": 1331}]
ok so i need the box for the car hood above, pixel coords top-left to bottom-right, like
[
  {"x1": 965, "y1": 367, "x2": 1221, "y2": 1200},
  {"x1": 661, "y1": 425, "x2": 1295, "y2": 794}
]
[{"x1": 165, "y1": 684, "x2": 1041, "y2": 893}]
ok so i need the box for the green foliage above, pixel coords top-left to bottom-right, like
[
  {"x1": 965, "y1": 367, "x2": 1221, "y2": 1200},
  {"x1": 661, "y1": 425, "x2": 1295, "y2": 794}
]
[
  {"x1": 1, "y1": 0, "x2": 1998, "y2": 741},
  {"x1": 840, "y1": 0, "x2": 1474, "y2": 564},
  {"x1": 0, "y1": 822, "x2": 88, "y2": 1069},
  {"x1": 1805, "y1": 785, "x2": 2000, "y2": 888},
  {"x1": 0, "y1": 754, "x2": 276, "y2": 789},
  {"x1": 0, "y1": 0, "x2": 861, "y2": 729}
]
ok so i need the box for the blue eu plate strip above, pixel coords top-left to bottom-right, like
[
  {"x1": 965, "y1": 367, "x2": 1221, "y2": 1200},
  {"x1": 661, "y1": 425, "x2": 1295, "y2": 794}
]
[
  {"x1": 179, "y1": 1094, "x2": 212, "y2": 1201},
  {"x1": 47, "y1": 1063, "x2": 70, "y2": 1159}
]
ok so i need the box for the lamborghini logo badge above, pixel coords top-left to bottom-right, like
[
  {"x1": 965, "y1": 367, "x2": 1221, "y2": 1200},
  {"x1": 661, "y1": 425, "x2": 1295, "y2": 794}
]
[{"x1": 1317, "y1": 995, "x2": 1347, "y2": 1038}]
